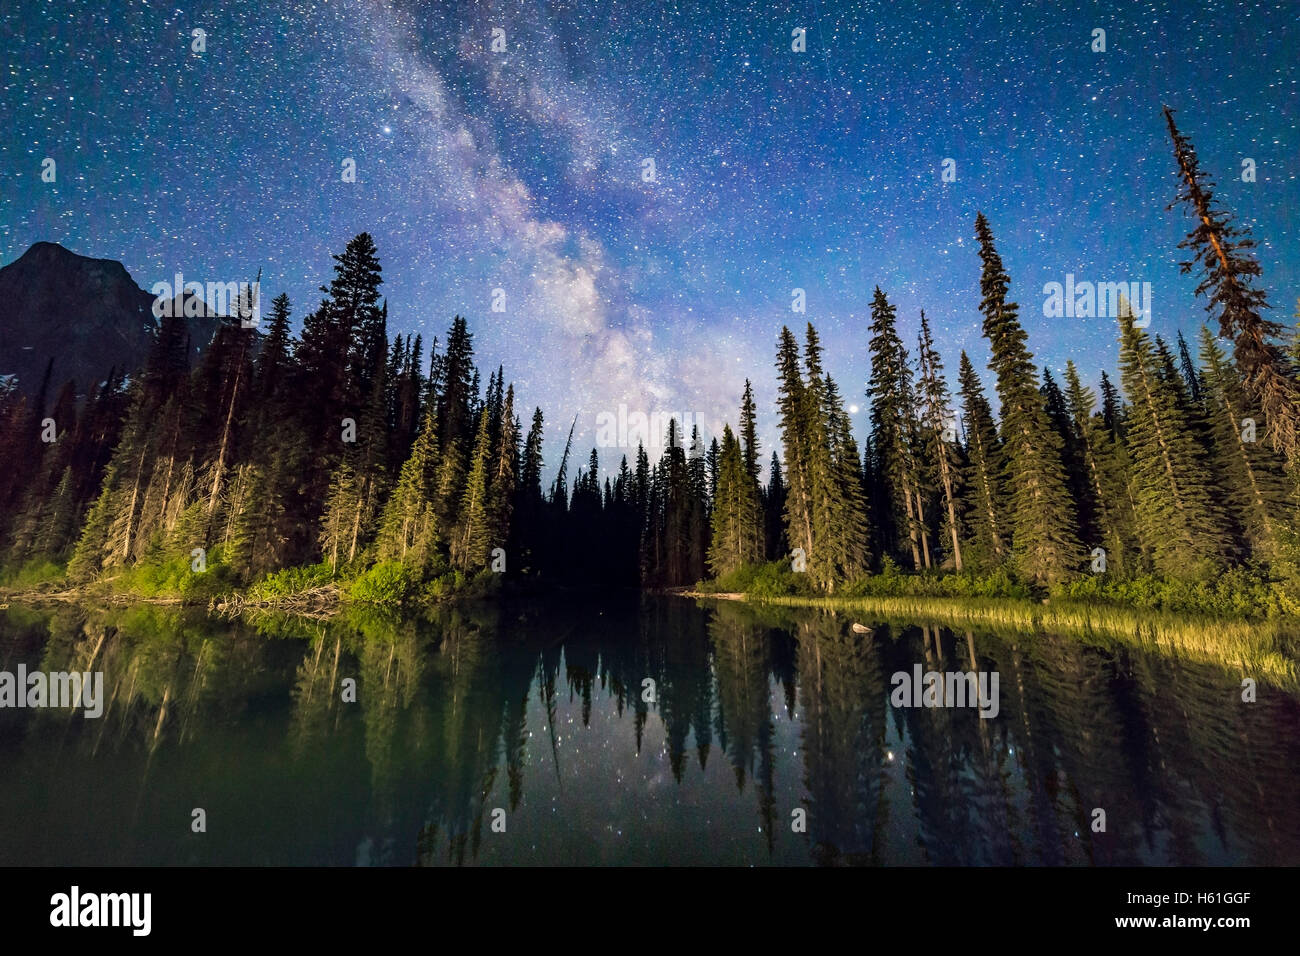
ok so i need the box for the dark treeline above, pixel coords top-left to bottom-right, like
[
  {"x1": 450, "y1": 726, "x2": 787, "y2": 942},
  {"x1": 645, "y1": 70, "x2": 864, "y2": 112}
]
[{"x1": 1, "y1": 111, "x2": 1298, "y2": 607}]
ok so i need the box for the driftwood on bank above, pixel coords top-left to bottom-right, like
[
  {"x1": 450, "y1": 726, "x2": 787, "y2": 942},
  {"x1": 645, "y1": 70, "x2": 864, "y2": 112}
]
[{"x1": 211, "y1": 583, "x2": 342, "y2": 620}]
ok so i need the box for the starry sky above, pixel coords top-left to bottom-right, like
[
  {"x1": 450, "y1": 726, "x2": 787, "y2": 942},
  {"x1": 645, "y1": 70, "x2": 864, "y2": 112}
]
[{"x1": 2, "y1": 0, "x2": 1297, "y2": 480}]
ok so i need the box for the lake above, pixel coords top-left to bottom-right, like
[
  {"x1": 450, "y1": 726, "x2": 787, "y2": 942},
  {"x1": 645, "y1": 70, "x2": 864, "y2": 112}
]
[{"x1": 1, "y1": 595, "x2": 1297, "y2": 866}]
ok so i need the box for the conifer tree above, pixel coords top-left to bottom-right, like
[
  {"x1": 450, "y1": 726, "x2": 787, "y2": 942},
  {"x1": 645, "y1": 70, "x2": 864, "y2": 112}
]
[
  {"x1": 824, "y1": 376, "x2": 871, "y2": 581},
  {"x1": 801, "y1": 324, "x2": 843, "y2": 589},
  {"x1": 708, "y1": 425, "x2": 762, "y2": 578},
  {"x1": 1041, "y1": 366, "x2": 1095, "y2": 545},
  {"x1": 452, "y1": 407, "x2": 493, "y2": 571},
  {"x1": 488, "y1": 383, "x2": 519, "y2": 554},
  {"x1": 1177, "y1": 330, "x2": 1204, "y2": 407},
  {"x1": 550, "y1": 416, "x2": 576, "y2": 511},
  {"x1": 232, "y1": 293, "x2": 312, "y2": 576},
  {"x1": 764, "y1": 451, "x2": 787, "y2": 561},
  {"x1": 1099, "y1": 370, "x2": 1122, "y2": 438},
  {"x1": 866, "y1": 288, "x2": 924, "y2": 568},
  {"x1": 1117, "y1": 307, "x2": 1229, "y2": 577},
  {"x1": 319, "y1": 459, "x2": 361, "y2": 574},
  {"x1": 775, "y1": 327, "x2": 813, "y2": 561},
  {"x1": 519, "y1": 408, "x2": 545, "y2": 505},
  {"x1": 1164, "y1": 106, "x2": 1300, "y2": 461},
  {"x1": 740, "y1": 379, "x2": 761, "y2": 482},
  {"x1": 661, "y1": 418, "x2": 692, "y2": 585},
  {"x1": 66, "y1": 313, "x2": 190, "y2": 576},
  {"x1": 511, "y1": 407, "x2": 546, "y2": 572},
  {"x1": 975, "y1": 213, "x2": 1079, "y2": 585},
  {"x1": 317, "y1": 341, "x2": 391, "y2": 571},
  {"x1": 298, "y1": 234, "x2": 384, "y2": 431},
  {"x1": 66, "y1": 465, "x2": 118, "y2": 583},
  {"x1": 916, "y1": 312, "x2": 964, "y2": 570},
  {"x1": 1063, "y1": 361, "x2": 1141, "y2": 575},
  {"x1": 433, "y1": 316, "x2": 477, "y2": 532},
  {"x1": 706, "y1": 437, "x2": 720, "y2": 505},
  {"x1": 1198, "y1": 326, "x2": 1290, "y2": 559},
  {"x1": 633, "y1": 442, "x2": 650, "y2": 516},
  {"x1": 375, "y1": 395, "x2": 440, "y2": 568}
]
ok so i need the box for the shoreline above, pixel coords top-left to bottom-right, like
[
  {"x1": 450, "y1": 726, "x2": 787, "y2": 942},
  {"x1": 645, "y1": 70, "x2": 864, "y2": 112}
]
[
  {"x1": 5, "y1": 583, "x2": 1298, "y2": 690},
  {"x1": 679, "y1": 590, "x2": 1300, "y2": 689}
]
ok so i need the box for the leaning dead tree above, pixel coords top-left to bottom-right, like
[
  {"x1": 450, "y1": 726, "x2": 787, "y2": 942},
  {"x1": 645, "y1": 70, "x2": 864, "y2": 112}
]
[{"x1": 1163, "y1": 105, "x2": 1300, "y2": 462}]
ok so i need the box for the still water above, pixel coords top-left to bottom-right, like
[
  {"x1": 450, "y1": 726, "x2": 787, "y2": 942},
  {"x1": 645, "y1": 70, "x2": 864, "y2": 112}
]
[{"x1": 1, "y1": 596, "x2": 1297, "y2": 866}]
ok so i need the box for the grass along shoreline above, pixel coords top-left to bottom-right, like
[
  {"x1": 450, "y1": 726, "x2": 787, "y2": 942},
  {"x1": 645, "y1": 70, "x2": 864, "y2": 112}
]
[
  {"x1": 5, "y1": 559, "x2": 1298, "y2": 689},
  {"x1": 685, "y1": 589, "x2": 1300, "y2": 690}
]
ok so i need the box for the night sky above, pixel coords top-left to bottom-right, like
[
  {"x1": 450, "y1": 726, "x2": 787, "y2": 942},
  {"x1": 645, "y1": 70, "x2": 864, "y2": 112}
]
[{"x1": 3, "y1": 0, "x2": 1297, "y2": 479}]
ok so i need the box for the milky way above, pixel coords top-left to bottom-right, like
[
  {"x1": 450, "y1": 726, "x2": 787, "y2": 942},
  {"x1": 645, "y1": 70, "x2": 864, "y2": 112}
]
[{"x1": 3, "y1": 0, "x2": 1296, "y2": 479}]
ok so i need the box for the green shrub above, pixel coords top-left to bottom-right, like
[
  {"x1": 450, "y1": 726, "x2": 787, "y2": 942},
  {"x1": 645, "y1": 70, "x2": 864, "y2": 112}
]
[
  {"x1": 349, "y1": 561, "x2": 415, "y2": 606},
  {"x1": 747, "y1": 560, "x2": 815, "y2": 598},
  {"x1": 0, "y1": 559, "x2": 66, "y2": 589},
  {"x1": 247, "y1": 562, "x2": 335, "y2": 601},
  {"x1": 837, "y1": 561, "x2": 1031, "y2": 600},
  {"x1": 1052, "y1": 567, "x2": 1287, "y2": 618},
  {"x1": 695, "y1": 563, "x2": 762, "y2": 594},
  {"x1": 112, "y1": 548, "x2": 235, "y2": 601}
]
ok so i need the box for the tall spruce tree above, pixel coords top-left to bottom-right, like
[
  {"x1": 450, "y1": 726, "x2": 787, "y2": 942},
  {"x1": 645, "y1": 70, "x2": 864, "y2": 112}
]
[
  {"x1": 775, "y1": 327, "x2": 813, "y2": 562},
  {"x1": 765, "y1": 451, "x2": 787, "y2": 561},
  {"x1": 451, "y1": 407, "x2": 494, "y2": 571},
  {"x1": 488, "y1": 383, "x2": 520, "y2": 556},
  {"x1": 866, "y1": 287, "x2": 925, "y2": 569},
  {"x1": 801, "y1": 324, "x2": 842, "y2": 589},
  {"x1": 916, "y1": 312, "x2": 964, "y2": 570},
  {"x1": 740, "y1": 379, "x2": 761, "y2": 482},
  {"x1": 1198, "y1": 326, "x2": 1290, "y2": 560},
  {"x1": 824, "y1": 375, "x2": 871, "y2": 581},
  {"x1": 1177, "y1": 330, "x2": 1204, "y2": 406},
  {"x1": 1117, "y1": 307, "x2": 1229, "y2": 577},
  {"x1": 1041, "y1": 366, "x2": 1095, "y2": 546},
  {"x1": 1098, "y1": 370, "x2": 1122, "y2": 437},
  {"x1": 1063, "y1": 361, "x2": 1141, "y2": 575},
  {"x1": 975, "y1": 213, "x2": 1079, "y2": 585},
  {"x1": 375, "y1": 392, "x2": 441, "y2": 569},
  {"x1": 708, "y1": 425, "x2": 763, "y2": 578}
]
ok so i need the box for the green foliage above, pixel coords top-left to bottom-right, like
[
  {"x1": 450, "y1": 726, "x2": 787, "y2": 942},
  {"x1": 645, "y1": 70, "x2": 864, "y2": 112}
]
[
  {"x1": 697, "y1": 555, "x2": 1033, "y2": 602},
  {"x1": 450, "y1": 407, "x2": 493, "y2": 571},
  {"x1": 956, "y1": 350, "x2": 1007, "y2": 565},
  {"x1": 114, "y1": 548, "x2": 236, "y2": 600},
  {"x1": 975, "y1": 213, "x2": 1080, "y2": 585},
  {"x1": 1054, "y1": 567, "x2": 1291, "y2": 618},
  {"x1": 421, "y1": 567, "x2": 499, "y2": 603},
  {"x1": 837, "y1": 558, "x2": 1032, "y2": 600},
  {"x1": 708, "y1": 424, "x2": 763, "y2": 578},
  {"x1": 866, "y1": 288, "x2": 923, "y2": 568},
  {"x1": 695, "y1": 559, "x2": 816, "y2": 598},
  {"x1": 9, "y1": 228, "x2": 1300, "y2": 624},
  {"x1": 747, "y1": 561, "x2": 817, "y2": 598},
  {"x1": 1118, "y1": 311, "x2": 1231, "y2": 579},
  {"x1": 349, "y1": 560, "x2": 416, "y2": 606},
  {"x1": 701, "y1": 554, "x2": 1300, "y2": 619},
  {"x1": 0, "y1": 558, "x2": 67, "y2": 589},
  {"x1": 245, "y1": 562, "x2": 335, "y2": 601}
]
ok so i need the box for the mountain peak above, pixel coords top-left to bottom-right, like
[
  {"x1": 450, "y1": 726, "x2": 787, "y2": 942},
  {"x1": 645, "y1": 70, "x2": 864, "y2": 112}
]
[{"x1": 0, "y1": 243, "x2": 161, "y2": 405}]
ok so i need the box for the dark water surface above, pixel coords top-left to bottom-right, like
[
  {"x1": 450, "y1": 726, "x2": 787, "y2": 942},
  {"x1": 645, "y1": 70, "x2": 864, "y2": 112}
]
[{"x1": 1, "y1": 596, "x2": 1297, "y2": 866}]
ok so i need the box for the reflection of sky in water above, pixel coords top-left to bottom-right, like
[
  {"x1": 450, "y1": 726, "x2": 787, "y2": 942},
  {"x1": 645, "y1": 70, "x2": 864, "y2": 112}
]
[
  {"x1": 456, "y1": 654, "x2": 806, "y2": 866},
  {"x1": 0, "y1": 599, "x2": 1297, "y2": 866}
]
